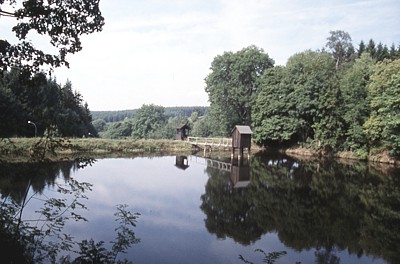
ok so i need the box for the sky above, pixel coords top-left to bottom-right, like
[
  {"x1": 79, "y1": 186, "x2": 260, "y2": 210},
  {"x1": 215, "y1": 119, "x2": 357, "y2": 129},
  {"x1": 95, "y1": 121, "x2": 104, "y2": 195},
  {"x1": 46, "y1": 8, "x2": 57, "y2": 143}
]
[{"x1": 2, "y1": 0, "x2": 400, "y2": 111}]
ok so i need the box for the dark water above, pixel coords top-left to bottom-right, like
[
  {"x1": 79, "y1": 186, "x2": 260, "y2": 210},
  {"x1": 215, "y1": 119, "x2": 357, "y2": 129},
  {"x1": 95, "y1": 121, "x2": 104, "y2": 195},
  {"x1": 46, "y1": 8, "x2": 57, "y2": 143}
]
[{"x1": 1, "y1": 153, "x2": 399, "y2": 263}]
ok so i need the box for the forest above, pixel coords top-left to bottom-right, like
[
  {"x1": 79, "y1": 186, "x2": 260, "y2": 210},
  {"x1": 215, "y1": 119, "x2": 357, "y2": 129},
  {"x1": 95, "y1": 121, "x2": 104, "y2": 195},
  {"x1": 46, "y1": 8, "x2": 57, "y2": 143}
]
[
  {"x1": 0, "y1": 70, "x2": 97, "y2": 138},
  {"x1": 1, "y1": 29, "x2": 399, "y2": 159},
  {"x1": 98, "y1": 30, "x2": 400, "y2": 159},
  {"x1": 202, "y1": 31, "x2": 400, "y2": 158},
  {"x1": 91, "y1": 105, "x2": 208, "y2": 139}
]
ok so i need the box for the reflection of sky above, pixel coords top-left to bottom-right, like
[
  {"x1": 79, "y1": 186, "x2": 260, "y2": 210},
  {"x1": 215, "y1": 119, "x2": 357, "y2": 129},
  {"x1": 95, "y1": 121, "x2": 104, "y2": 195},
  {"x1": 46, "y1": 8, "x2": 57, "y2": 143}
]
[{"x1": 20, "y1": 156, "x2": 386, "y2": 264}]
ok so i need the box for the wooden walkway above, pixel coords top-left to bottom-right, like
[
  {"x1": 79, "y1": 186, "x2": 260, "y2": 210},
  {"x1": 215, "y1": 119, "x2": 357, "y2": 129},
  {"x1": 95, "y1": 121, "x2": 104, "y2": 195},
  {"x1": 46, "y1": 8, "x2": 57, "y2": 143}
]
[{"x1": 187, "y1": 137, "x2": 232, "y2": 151}]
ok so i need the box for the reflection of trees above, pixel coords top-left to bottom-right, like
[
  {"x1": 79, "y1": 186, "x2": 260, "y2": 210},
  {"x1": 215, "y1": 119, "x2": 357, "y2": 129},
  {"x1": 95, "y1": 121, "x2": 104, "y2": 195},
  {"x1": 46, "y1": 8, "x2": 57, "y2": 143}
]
[
  {"x1": 200, "y1": 152, "x2": 400, "y2": 263},
  {"x1": 0, "y1": 160, "x2": 81, "y2": 204},
  {"x1": 200, "y1": 167, "x2": 263, "y2": 245},
  {"x1": 0, "y1": 158, "x2": 140, "y2": 263}
]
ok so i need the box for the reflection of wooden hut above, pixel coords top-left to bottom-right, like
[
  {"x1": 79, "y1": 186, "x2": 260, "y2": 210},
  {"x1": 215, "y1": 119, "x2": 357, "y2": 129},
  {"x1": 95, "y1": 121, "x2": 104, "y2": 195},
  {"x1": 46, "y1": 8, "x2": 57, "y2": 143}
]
[
  {"x1": 231, "y1": 125, "x2": 252, "y2": 158},
  {"x1": 176, "y1": 124, "x2": 189, "y2": 140},
  {"x1": 175, "y1": 156, "x2": 189, "y2": 170},
  {"x1": 230, "y1": 159, "x2": 250, "y2": 188}
]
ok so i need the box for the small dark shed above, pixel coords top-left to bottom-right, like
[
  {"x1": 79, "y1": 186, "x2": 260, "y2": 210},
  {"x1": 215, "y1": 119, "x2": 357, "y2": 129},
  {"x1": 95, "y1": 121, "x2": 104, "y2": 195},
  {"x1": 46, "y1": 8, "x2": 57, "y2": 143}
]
[
  {"x1": 231, "y1": 125, "x2": 252, "y2": 157},
  {"x1": 176, "y1": 124, "x2": 189, "y2": 140}
]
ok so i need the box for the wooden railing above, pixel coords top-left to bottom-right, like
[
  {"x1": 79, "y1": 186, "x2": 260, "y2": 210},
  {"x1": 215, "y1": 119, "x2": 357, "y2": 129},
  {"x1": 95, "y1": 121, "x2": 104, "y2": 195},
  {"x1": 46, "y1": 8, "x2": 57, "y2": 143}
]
[{"x1": 187, "y1": 137, "x2": 232, "y2": 148}]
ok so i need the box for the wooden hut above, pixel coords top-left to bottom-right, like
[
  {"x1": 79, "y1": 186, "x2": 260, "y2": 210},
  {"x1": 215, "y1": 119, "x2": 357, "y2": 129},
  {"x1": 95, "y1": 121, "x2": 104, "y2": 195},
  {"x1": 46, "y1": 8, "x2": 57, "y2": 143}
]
[
  {"x1": 231, "y1": 125, "x2": 252, "y2": 158},
  {"x1": 176, "y1": 124, "x2": 189, "y2": 140}
]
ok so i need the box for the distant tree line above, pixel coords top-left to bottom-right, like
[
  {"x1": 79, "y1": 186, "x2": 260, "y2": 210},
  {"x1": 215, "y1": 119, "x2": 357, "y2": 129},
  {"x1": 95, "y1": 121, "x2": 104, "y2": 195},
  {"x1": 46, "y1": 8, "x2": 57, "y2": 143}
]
[
  {"x1": 92, "y1": 106, "x2": 208, "y2": 123},
  {"x1": 0, "y1": 70, "x2": 97, "y2": 138},
  {"x1": 203, "y1": 30, "x2": 400, "y2": 157},
  {"x1": 93, "y1": 105, "x2": 208, "y2": 139},
  {"x1": 92, "y1": 110, "x2": 138, "y2": 123}
]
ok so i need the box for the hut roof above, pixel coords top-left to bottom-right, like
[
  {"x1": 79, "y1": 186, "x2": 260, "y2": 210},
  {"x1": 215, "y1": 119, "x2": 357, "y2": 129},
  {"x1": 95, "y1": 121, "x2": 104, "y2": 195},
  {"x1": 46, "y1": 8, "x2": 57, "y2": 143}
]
[
  {"x1": 176, "y1": 124, "x2": 189, "y2": 129},
  {"x1": 233, "y1": 125, "x2": 252, "y2": 134}
]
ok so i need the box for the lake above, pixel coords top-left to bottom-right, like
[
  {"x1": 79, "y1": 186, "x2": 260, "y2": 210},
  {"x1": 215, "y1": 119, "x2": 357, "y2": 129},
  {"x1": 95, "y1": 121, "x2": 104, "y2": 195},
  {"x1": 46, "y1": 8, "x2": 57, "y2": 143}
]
[{"x1": 0, "y1": 152, "x2": 399, "y2": 263}]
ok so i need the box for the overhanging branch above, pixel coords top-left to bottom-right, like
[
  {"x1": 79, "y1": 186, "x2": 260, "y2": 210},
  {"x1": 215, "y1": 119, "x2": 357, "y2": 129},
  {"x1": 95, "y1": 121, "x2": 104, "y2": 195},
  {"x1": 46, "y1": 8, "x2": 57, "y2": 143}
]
[{"x1": 0, "y1": 9, "x2": 16, "y2": 17}]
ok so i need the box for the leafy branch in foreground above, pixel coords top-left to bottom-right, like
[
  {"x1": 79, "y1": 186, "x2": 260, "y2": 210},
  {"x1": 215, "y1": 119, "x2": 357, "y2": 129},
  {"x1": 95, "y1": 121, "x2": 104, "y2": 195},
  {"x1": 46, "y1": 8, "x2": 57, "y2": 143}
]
[
  {"x1": 239, "y1": 249, "x2": 289, "y2": 264},
  {"x1": 1, "y1": 174, "x2": 140, "y2": 263},
  {"x1": 61, "y1": 204, "x2": 141, "y2": 264},
  {"x1": 1, "y1": 175, "x2": 93, "y2": 263},
  {"x1": 0, "y1": 0, "x2": 104, "y2": 74}
]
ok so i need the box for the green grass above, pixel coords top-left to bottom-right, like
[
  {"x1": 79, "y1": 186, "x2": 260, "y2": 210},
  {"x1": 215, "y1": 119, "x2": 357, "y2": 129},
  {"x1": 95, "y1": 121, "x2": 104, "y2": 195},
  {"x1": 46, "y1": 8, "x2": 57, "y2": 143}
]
[{"x1": 0, "y1": 137, "x2": 193, "y2": 161}]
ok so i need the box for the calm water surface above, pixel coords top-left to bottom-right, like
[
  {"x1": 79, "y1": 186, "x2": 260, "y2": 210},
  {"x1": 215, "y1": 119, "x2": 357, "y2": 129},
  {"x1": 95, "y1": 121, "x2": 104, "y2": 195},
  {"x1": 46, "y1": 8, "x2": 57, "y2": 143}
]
[{"x1": 1, "y1": 153, "x2": 399, "y2": 263}]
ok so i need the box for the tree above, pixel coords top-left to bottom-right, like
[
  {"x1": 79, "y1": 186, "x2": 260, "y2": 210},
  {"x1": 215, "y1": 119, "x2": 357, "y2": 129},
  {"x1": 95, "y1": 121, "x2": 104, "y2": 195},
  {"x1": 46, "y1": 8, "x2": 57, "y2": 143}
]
[
  {"x1": 289, "y1": 50, "x2": 344, "y2": 149},
  {"x1": 56, "y1": 80, "x2": 95, "y2": 137},
  {"x1": 252, "y1": 50, "x2": 345, "y2": 150},
  {"x1": 0, "y1": 71, "x2": 96, "y2": 137},
  {"x1": 357, "y1": 40, "x2": 366, "y2": 57},
  {"x1": 92, "y1": 118, "x2": 106, "y2": 133},
  {"x1": 0, "y1": 87, "x2": 24, "y2": 137},
  {"x1": 131, "y1": 104, "x2": 167, "y2": 139},
  {"x1": 0, "y1": 0, "x2": 104, "y2": 74},
  {"x1": 389, "y1": 43, "x2": 400, "y2": 59},
  {"x1": 191, "y1": 115, "x2": 213, "y2": 137},
  {"x1": 205, "y1": 45, "x2": 274, "y2": 136},
  {"x1": 325, "y1": 30, "x2": 354, "y2": 69},
  {"x1": 339, "y1": 53, "x2": 375, "y2": 152},
  {"x1": 252, "y1": 66, "x2": 302, "y2": 146},
  {"x1": 103, "y1": 121, "x2": 132, "y2": 139},
  {"x1": 366, "y1": 39, "x2": 376, "y2": 58},
  {"x1": 364, "y1": 59, "x2": 400, "y2": 156}
]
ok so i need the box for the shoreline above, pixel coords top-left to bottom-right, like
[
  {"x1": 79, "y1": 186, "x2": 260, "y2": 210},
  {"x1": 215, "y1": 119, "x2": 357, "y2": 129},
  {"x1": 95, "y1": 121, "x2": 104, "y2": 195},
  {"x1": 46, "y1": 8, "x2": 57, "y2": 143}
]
[
  {"x1": 284, "y1": 146, "x2": 398, "y2": 166},
  {"x1": 0, "y1": 138, "x2": 398, "y2": 166}
]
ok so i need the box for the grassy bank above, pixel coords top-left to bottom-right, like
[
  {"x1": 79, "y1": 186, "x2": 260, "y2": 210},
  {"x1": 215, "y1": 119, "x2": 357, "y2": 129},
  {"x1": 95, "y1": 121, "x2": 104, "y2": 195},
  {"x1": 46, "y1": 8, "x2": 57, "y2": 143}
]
[
  {"x1": 284, "y1": 146, "x2": 399, "y2": 165},
  {"x1": 1, "y1": 137, "x2": 398, "y2": 165},
  {"x1": 0, "y1": 137, "x2": 194, "y2": 161}
]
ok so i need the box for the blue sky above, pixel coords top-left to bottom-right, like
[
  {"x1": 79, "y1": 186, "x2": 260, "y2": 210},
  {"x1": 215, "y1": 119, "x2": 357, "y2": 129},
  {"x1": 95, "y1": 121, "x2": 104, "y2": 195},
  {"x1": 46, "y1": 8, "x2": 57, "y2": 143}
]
[{"x1": 2, "y1": 0, "x2": 400, "y2": 110}]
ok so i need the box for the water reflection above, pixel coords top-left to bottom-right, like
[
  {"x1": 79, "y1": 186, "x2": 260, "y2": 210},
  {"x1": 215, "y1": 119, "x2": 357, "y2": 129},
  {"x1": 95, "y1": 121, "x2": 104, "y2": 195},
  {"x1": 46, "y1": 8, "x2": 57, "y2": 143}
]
[
  {"x1": 175, "y1": 155, "x2": 189, "y2": 170},
  {"x1": 183, "y1": 155, "x2": 252, "y2": 188},
  {"x1": 0, "y1": 158, "x2": 140, "y2": 263},
  {"x1": 231, "y1": 158, "x2": 251, "y2": 188},
  {"x1": 200, "y1": 152, "x2": 400, "y2": 263},
  {"x1": 0, "y1": 154, "x2": 399, "y2": 263}
]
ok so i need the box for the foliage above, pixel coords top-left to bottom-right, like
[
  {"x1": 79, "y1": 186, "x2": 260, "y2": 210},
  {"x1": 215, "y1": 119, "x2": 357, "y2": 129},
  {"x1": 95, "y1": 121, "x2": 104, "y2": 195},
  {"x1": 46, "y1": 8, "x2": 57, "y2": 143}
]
[
  {"x1": 364, "y1": 59, "x2": 400, "y2": 156},
  {"x1": 252, "y1": 66, "x2": 301, "y2": 146},
  {"x1": 252, "y1": 50, "x2": 344, "y2": 150},
  {"x1": 61, "y1": 204, "x2": 140, "y2": 264},
  {"x1": 358, "y1": 39, "x2": 399, "y2": 62},
  {"x1": 29, "y1": 135, "x2": 72, "y2": 161},
  {"x1": 245, "y1": 31, "x2": 400, "y2": 157},
  {"x1": 326, "y1": 30, "x2": 355, "y2": 68},
  {"x1": 102, "y1": 120, "x2": 133, "y2": 139},
  {"x1": 191, "y1": 115, "x2": 213, "y2": 137},
  {"x1": 0, "y1": 0, "x2": 104, "y2": 74},
  {"x1": 91, "y1": 106, "x2": 208, "y2": 124},
  {"x1": 339, "y1": 53, "x2": 375, "y2": 151},
  {"x1": 239, "y1": 249, "x2": 287, "y2": 264},
  {"x1": 0, "y1": 167, "x2": 93, "y2": 262},
  {"x1": 92, "y1": 118, "x2": 107, "y2": 132},
  {"x1": 0, "y1": 70, "x2": 96, "y2": 137},
  {"x1": 205, "y1": 45, "x2": 274, "y2": 136},
  {"x1": 131, "y1": 104, "x2": 167, "y2": 139},
  {"x1": 0, "y1": 159, "x2": 140, "y2": 263},
  {"x1": 92, "y1": 110, "x2": 138, "y2": 123},
  {"x1": 200, "y1": 153, "x2": 400, "y2": 263}
]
